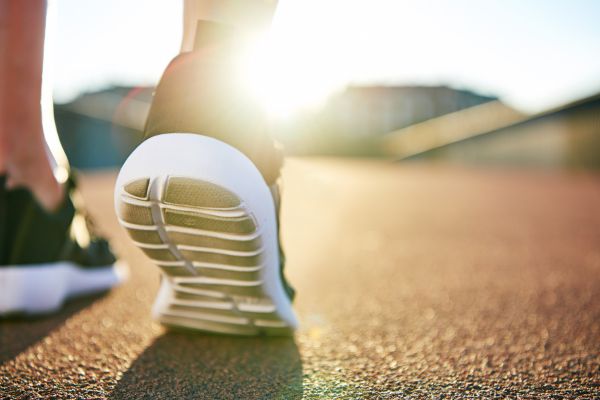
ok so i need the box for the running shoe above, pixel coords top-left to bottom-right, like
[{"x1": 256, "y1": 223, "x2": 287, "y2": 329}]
[
  {"x1": 0, "y1": 175, "x2": 126, "y2": 315},
  {"x1": 114, "y1": 21, "x2": 297, "y2": 336}
]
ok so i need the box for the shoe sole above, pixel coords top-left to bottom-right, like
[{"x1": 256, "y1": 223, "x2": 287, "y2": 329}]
[
  {"x1": 114, "y1": 133, "x2": 297, "y2": 336},
  {"x1": 0, "y1": 262, "x2": 125, "y2": 315}
]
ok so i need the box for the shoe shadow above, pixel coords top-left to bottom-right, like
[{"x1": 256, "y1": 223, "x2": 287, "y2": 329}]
[
  {"x1": 111, "y1": 331, "x2": 303, "y2": 400},
  {"x1": 0, "y1": 293, "x2": 104, "y2": 365}
]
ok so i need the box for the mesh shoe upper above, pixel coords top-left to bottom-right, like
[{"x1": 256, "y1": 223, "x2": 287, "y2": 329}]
[
  {"x1": 143, "y1": 22, "x2": 283, "y2": 186},
  {"x1": 143, "y1": 22, "x2": 294, "y2": 300},
  {"x1": 0, "y1": 175, "x2": 116, "y2": 268}
]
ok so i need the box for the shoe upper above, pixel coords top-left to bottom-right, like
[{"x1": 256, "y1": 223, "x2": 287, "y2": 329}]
[
  {"x1": 0, "y1": 175, "x2": 117, "y2": 268},
  {"x1": 143, "y1": 22, "x2": 283, "y2": 186},
  {"x1": 270, "y1": 182, "x2": 296, "y2": 301},
  {"x1": 143, "y1": 22, "x2": 294, "y2": 301}
]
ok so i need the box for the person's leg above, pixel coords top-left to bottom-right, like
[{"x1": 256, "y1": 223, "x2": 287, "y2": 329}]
[
  {"x1": 180, "y1": 0, "x2": 277, "y2": 52},
  {"x1": 0, "y1": 0, "x2": 124, "y2": 316},
  {"x1": 0, "y1": 0, "x2": 64, "y2": 211},
  {"x1": 115, "y1": 0, "x2": 296, "y2": 335},
  {"x1": 145, "y1": 0, "x2": 282, "y2": 185}
]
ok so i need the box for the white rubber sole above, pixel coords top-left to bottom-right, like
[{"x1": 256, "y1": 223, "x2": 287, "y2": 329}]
[
  {"x1": 0, "y1": 262, "x2": 125, "y2": 315},
  {"x1": 114, "y1": 133, "x2": 297, "y2": 335}
]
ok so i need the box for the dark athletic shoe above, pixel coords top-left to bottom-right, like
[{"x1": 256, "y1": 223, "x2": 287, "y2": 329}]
[
  {"x1": 114, "y1": 21, "x2": 297, "y2": 336},
  {"x1": 0, "y1": 175, "x2": 126, "y2": 315}
]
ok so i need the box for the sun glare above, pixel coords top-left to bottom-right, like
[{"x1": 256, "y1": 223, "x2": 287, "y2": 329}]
[
  {"x1": 237, "y1": 0, "x2": 359, "y2": 120},
  {"x1": 239, "y1": 35, "x2": 343, "y2": 119}
]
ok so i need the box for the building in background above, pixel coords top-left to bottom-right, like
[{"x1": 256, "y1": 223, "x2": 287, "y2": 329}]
[
  {"x1": 383, "y1": 93, "x2": 600, "y2": 169},
  {"x1": 54, "y1": 85, "x2": 600, "y2": 170},
  {"x1": 324, "y1": 86, "x2": 496, "y2": 137},
  {"x1": 56, "y1": 84, "x2": 494, "y2": 166},
  {"x1": 54, "y1": 86, "x2": 151, "y2": 169},
  {"x1": 276, "y1": 85, "x2": 497, "y2": 156}
]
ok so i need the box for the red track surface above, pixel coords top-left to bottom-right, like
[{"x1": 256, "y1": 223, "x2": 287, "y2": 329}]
[{"x1": 2, "y1": 159, "x2": 599, "y2": 398}]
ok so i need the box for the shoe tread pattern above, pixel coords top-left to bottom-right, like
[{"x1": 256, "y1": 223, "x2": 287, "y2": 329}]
[{"x1": 119, "y1": 176, "x2": 291, "y2": 335}]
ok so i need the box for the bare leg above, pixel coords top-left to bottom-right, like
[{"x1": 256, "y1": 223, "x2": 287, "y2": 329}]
[
  {"x1": 0, "y1": 0, "x2": 65, "y2": 211},
  {"x1": 180, "y1": 0, "x2": 278, "y2": 52}
]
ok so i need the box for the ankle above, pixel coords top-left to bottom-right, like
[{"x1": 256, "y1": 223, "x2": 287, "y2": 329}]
[
  {"x1": 7, "y1": 167, "x2": 65, "y2": 212},
  {"x1": 5, "y1": 138, "x2": 66, "y2": 212},
  {"x1": 31, "y1": 173, "x2": 65, "y2": 212},
  {"x1": 191, "y1": 20, "x2": 238, "y2": 51}
]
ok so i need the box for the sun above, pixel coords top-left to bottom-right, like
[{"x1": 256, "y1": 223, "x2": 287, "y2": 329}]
[
  {"x1": 237, "y1": 6, "x2": 351, "y2": 121},
  {"x1": 237, "y1": 34, "x2": 340, "y2": 120}
]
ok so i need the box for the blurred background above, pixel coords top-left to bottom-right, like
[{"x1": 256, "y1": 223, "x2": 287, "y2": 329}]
[{"x1": 48, "y1": 0, "x2": 600, "y2": 169}]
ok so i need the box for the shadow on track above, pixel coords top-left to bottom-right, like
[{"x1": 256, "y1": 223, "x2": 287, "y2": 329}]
[
  {"x1": 0, "y1": 293, "x2": 104, "y2": 365},
  {"x1": 111, "y1": 331, "x2": 303, "y2": 399}
]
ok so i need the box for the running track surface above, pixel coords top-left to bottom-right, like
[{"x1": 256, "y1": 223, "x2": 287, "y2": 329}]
[{"x1": 2, "y1": 159, "x2": 599, "y2": 399}]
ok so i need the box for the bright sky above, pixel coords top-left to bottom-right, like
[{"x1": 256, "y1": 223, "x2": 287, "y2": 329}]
[{"x1": 50, "y1": 0, "x2": 600, "y2": 114}]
